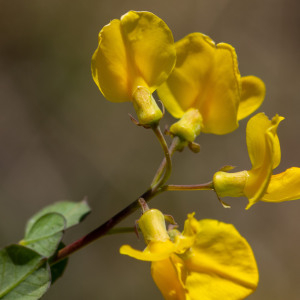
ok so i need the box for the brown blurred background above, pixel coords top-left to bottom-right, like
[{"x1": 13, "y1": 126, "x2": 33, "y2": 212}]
[{"x1": 1, "y1": 0, "x2": 300, "y2": 299}]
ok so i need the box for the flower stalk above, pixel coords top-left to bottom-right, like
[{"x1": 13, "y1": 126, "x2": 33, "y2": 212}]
[
  {"x1": 164, "y1": 182, "x2": 214, "y2": 191},
  {"x1": 53, "y1": 189, "x2": 156, "y2": 263}
]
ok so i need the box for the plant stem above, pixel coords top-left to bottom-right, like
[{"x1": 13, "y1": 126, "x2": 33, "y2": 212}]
[
  {"x1": 53, "y1": 182, "x2": 214, "y2": 263},
  {"x1": 150, "y1": 125, "x2": 172, "y2": 189},
  {"x1": 107, "y1": 227, "x2": 138, "y2": 235},
  {"x1": 53, "y1": 189, "x2": 160, "y2": 263},
  {"x1": 151, "y1": 136, "x2": 182, "y2": 188},
  {"x1": 164, "y1": 182, "x2": 214, "y2": 191}
]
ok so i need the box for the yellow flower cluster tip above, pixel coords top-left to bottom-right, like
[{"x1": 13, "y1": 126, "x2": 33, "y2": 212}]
[
  {"x1": 91, "y1": 11, "x2": 265, "y2": 135},
  {"x1": 120, "y1": 209, "x2": 258, "y2": 300}
]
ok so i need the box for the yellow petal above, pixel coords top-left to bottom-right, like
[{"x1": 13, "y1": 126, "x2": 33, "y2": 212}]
[
  {"x1": 245, "y1": 166, "x2": 273, "y2": 209},
  {"x1": 246, "y1": 113, "x2": 283, "y2": 170},
  {"x1": 151, "y1": 256, "x2": 186, "y2": 300},
  {"x1": 245, "y1": 113, "x2": 284, "y2": 208},
  {"x1": 184, "y1": 219, "x2": 258, "y2": 300},
  {"x1": 157, "y1": 33, "x2": 240, "y2": 134},
  {"x1": 237, "y1": 76, "x2": 265, "y2": 121},
  {"x1": 262, "y1": 167, "x2": 300, "y2": 202},
  {"x1": 182, "y1": 212, "x2": 200, "y2": 236},
  {"x1": 92, "y1": 19, "x2": 128, "y2": 102},
  {"x1": 186, "y1": 272, "x2": 255, "y2": 300},
  {"x1": 91, "y1": 11, "x2": 176, "y2": 103},
  {"x1": 120, "y1": 240, "x2": 176, "y2": 262}
]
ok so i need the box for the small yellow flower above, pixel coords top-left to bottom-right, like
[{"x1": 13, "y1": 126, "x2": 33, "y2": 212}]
[
  {"x1": 157, "y1": 33, "x2": 265, "y2": 141},
  {"x1": 120, "y1": 209, "x2": 258, "y2": 300},
  {"x1": 91, "y1": 11, "x2": 176, "y2": 125},
  {"x1": 213, "y1": 112, "x2": 300, "y2": 209}
]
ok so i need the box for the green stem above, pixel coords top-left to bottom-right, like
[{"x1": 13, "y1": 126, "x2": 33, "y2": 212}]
[
  {"x1": 150, "y1": 125, "x2": 172, "y2": 189},
  {"x1": 151, "y1": 136, "x2": 182, "y2": 188},
  {"x1": 163, "y1": 182, "x2": 214, "y2": 191}
]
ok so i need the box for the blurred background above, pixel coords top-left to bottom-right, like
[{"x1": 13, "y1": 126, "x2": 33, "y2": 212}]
[{"x1": 1, "y1": 0, "x2": 300, "y2": 299}]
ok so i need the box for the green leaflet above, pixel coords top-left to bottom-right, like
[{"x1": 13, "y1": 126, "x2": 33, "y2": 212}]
[{"x1": 0, "y1": 245, "x2": 50, "y2": 300}]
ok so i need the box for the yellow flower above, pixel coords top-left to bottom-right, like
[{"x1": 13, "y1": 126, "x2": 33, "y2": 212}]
[
  {"x1": 120, "y1": 209, "x2": 258, "y2": 300},
  {"x1": 157, "y1": 33, "x2": 265, "y2": 141},
  {"x1": 91, "y1": 11, "x2": 176, "y2": 125},
  {"x1": 213, "y1": 112, "x2": 300, "y2": 209}
]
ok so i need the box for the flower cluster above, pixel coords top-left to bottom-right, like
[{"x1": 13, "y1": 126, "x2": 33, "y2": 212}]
[
  {"x1": 91, "y1": 10, "x2": 300, "y2": 300},
  {"x1": 120, "y1": 208, "x2": 258, "y2": 300},
  {"x1": 91, "y1": 11, "x2": 264, "y2": 136}
]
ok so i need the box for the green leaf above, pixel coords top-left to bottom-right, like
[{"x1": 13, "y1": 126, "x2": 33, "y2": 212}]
[
  {"x1": 20, "y1": 213, "x2": 66, "y2": 258},
  {"x1": 49, "y1": 243, "x2": 68, "y2": 284},
  {"x1": 50, "y1": 258, "x2": 68, "y2": 284},
  {"x1": 0, "y1": 245, "x2": 50, "y2": 300},
  {"x1": 25, "y1": 200, "x2": 90, "y2": 235}
]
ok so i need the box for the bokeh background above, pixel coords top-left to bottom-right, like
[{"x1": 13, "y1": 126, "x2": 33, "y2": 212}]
[{"x1": 1, "y1": 0, "x2": 300, "y2": 299}]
